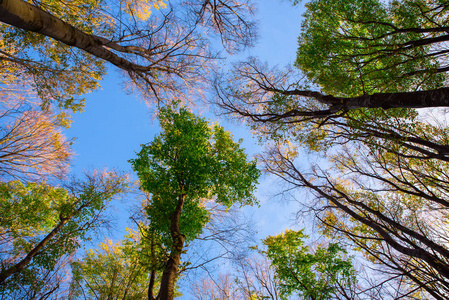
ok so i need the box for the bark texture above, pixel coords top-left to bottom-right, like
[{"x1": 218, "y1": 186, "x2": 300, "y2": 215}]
[
  {"x1": 0, "y1": 0, "x2": 147, "y2": 72},
  {"x1": 158, "y1": 194, "x2": 186, "y2": 300},
  {"x1": 273, "y1": 87, "x2": 449, "y2": 111}
]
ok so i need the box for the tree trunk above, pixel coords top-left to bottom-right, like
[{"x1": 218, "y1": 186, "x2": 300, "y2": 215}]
[
  {"x1": 266, "y1": 87, "x2": 449, "y2": 114},
  {"x1": 148, "y1": 234, "x2": 156, "y2": 300},
  {"x1": 339, "y1": 87, "x2": 449, "y2": 109},
  {"x1": 148, "y1": 270, "x2": 156, "y2": 300},
  {"x1": 158, "y1": 194, "x2": 186, "y2": 300},
  {"x1": 0, "y1": 0, "x2": 148, "y2": 72},
  {"x1": 0, "y1": 217, "x2": 69, "y2": 283}
]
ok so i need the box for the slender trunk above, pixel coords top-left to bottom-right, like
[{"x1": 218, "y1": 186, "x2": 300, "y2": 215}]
[
  {"x1": 148, "y1": 233, "x2": 156, "y2": 300},
  {"x1": 0, "y1": 217, "x2": 69, "y2": 283},
  {"x1": 158, "y1": 194, "x2": 186, "y2": 300},
  {"x1": 148, "y1": 270, "x2": 156, "y2": 300}
]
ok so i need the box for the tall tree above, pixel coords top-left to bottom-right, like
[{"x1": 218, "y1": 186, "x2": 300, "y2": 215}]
[
  {"x1": 0, "y1": 0, "x2": 257, "y2": 111},
  {"x1": 0, "y1": 171, "x2": 128, "y2": 297},
  {"x1": 215, "y1": 58, "x2": 448, "y2": 137},
  {"x1": 260, "y1": 137, "x2": 449, "y2": 299},
  {"x1": 214, "y1": 0, "x2": 449, "y2": 298},
  {"x1": 130, "y1": 105, "x2": 260, "y2": 300},
  {"x1": 215, "y1": 0, "x2": 449, "y2": 132}
]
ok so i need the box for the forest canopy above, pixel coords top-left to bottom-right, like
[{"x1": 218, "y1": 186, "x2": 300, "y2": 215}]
[
  {"x1": 214, "y1": 0, "x2": 449, "y2": 298},
  {"x1": 2, "y1": 0, "x2": 449, "y2": 299}
]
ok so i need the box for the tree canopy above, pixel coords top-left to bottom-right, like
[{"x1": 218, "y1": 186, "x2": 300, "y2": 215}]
[
  {"x1": 0, "y1": 171, "x2": 128, "y2": 298},
  {"x1": 130, "y1": 105, "x2": 260, "y2": 299},
  {"x1": 0, "y1": 99, "x2": 73, "y2": 181},
  {"x1": 0, "y1": 0, "x2": 257, "y2": 111},
  {"x1": 213, "y1": 0, "x2": 449, "y2": 298},
  {"x1": 263, "y1": 230, "x2": 356, "y2": 300},
  {"x1": 296, "y1": 0, "x2": 448, "y2": 96}
]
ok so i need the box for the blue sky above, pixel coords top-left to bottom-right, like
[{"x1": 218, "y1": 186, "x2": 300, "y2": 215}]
[{"x1": 65, "y1": 0, "x2": 306, "y2": 271}]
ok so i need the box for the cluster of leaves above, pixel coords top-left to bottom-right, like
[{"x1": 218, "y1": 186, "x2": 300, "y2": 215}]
[
  {"x1": 262, "y1": 230, "x2": 357, "y2": 300},
  {"x1": 0, "y1": 0, "x2": 111, "y2": 111},
  {"x1": 297, "y1": 0, "x2": 448, "y2": 96},
  {"x1": 130, "y1": 105, "x2": 260, "y2": 244},
  {"x1": 0, "y1": 181, "x2": 70, "y2": 294},
  {"x1": 70, "y1": 227, "x2": 166, "y2": 300}
]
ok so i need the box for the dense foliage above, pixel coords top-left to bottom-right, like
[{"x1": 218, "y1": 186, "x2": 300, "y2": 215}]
[
  {"x1": 4, "y1": 0, "x2": 449, "y2": 298},
  {"x1": 214, "y1": 0, "x2": 449, "y2": 298},
  {"x1": 0, "y1": 172, "x2": 128, "y2": 298},
  {"x1": 130, "y1": 105, "x2": 260, "y2": 299}
]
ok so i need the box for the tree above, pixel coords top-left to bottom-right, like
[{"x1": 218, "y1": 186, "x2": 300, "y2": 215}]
[
  {"x1": 0, "y1": 98, "x2": 73, "y2": 181},
  {"x1": 215, "y1": 0, "x2": 449, "y2": 134},
  {"x1": 0, "y1": 0, "x2": 257, "y2": 111},
  {"x1": 191, "y1": 230, "x2": 357, "y2": 300},
  {"x1": 70, "y1": 228, "x2": 166, "y2": 300},
  {"x1": 70, "y1": 193, "x2": 255, "y2": 300},
  {"x1": 214, "y1": 0, "x2": 449, "y2": 298},
  {"x1": 129, "y1": 105, "x2": 260, "y2": 300},
  {"x1": 262, "y1": 230, "x2": 356, "y2": 300},
  {"x1": 215, "y1": 58, "x2": 449, "y2": 136},
  {"x1": 0, "y1": 171, "x2": 129, "y2": 297},
  {"x1": 261, "y1": 139, "x2": 449, "y2": 299}
]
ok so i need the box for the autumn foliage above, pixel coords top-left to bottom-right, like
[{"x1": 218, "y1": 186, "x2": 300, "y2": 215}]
[{"x1": 0, "y1": 99, "x2": 72, "y2": 181}]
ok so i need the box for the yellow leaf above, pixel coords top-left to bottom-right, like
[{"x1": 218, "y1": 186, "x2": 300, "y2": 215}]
[{"x1": 125, "y1": 0, "x2": 167, "y2": 21}]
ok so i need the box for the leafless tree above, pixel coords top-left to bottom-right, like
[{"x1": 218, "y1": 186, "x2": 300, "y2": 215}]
[
  {"x1": 0, "y1": 97, "x2": 72, "y2": 181},
  {"x1": 259, "y1": 140, "x2": 449, "y2": 299},
  {"x1": 190, "y1": 255, "x2": 280, "y2": 300}
]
